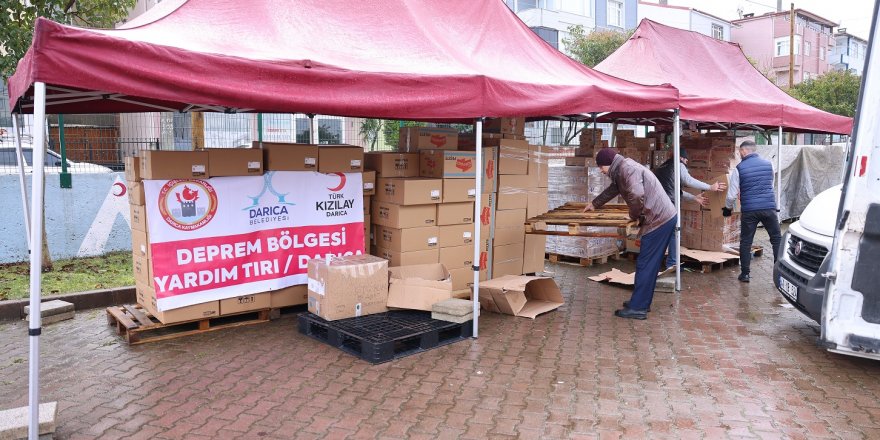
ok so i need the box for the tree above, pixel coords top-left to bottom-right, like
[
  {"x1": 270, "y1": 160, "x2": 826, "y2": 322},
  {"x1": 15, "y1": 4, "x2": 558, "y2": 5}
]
[
  {"x1": 788, "y1": 70, "x2": 861, "y2": 117},
  {"x1": 1, "y1": 0, "x2": 136, "y2": 78},
  {"x1": 382, "y1": 120, "x2": 425, "y2": 150},
  {"x1": 561, "y1": 25, "x2": 632, "y2": 68},
  {"x1": 358, "y1": 119, "x2": 384, "y2": 151}
]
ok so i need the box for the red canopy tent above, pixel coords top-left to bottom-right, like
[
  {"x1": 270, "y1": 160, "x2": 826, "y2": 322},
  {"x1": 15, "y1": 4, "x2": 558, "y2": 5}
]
[
  {"x1": 595, "y1": 19, "x2": 852, "y2": 134},
  {"x1": 7, "y1": 3, "x2": 681, "y2": 436}
]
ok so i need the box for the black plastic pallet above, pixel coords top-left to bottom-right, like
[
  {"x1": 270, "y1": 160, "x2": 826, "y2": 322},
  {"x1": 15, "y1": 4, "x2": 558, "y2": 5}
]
[{"x1": 297, "y1": 310, "x2": 472, "y2": 364}]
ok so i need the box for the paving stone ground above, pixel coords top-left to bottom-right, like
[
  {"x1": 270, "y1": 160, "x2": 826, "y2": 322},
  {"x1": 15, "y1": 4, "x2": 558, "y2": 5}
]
[{"x1": 1, "y1": 229, "x2": 879, "y2": 439}]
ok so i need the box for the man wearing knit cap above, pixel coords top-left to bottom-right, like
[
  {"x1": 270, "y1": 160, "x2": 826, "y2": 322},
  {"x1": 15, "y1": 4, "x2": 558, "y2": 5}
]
[{"x1": 586, "y1": 147, "x2": 677, "y2": 320}]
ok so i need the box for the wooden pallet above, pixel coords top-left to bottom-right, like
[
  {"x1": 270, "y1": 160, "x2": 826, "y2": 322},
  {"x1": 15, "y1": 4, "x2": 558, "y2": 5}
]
[
  {"x1": 526, "y1": 203, "x2": 636, "y2": 238},
  {"x1": 546, "y1": 251, "x2": 620, "y2": 267},
  {"x1": 106, "y1": 304, "x2": 270, "y2": 345}
]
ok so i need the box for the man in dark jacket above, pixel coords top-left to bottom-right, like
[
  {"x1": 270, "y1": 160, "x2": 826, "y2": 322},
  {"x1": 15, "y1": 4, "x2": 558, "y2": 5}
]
[
  {"x1": 723, "y1": 141, "x2": 782, "y2": 283},
  {"x1": 586, "y1": 148, "x2": 677, "y2": 320},
  {"x1": 654, "y1": 148, "x2": 727, "y2": 269}
]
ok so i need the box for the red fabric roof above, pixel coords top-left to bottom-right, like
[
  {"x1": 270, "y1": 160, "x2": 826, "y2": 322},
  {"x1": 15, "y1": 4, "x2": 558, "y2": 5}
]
[
  {"x1": 7, "y1": 0, "x2": 677, "y2": 120},
  {"x1": 595, "y1": 20, "x2": 852, "y2": 134}
]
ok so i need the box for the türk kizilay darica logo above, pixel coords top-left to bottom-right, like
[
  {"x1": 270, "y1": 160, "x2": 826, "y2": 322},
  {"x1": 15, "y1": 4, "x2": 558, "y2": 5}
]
[
  {"x1": 158, "y1": 180, "x2": 218, "y2": 231},
  {"x1": 317, "y1": 173, "x2": 355, "y2": 217},
  {"x1": 244, "y1": 172, "x2": 295, "y2": 225}
]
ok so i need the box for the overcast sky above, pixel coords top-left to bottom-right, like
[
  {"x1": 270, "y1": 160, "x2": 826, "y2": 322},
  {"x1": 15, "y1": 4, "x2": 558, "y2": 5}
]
[{"x1": 649, "y1": 0, "x2": 875, "y2": 39}]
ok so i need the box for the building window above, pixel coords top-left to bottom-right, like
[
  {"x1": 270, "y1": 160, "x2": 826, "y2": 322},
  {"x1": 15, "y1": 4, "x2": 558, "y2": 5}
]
[
  {"x1": 775, "y1": 36, "x2": 801, "y2": 57},
  {"x1": 531, "y1": 26, "x2": 559, "y2": 50},
  {"x1": 607, "y1": 0, "x2": 623, "y2": 27},
  {"x1": 804, "y1": 40, "x2": 811, "y2": 56},
  {"x1": 295, "y1": 117, "x2": 343, "y2": 144},
  {"x1": 711, "y1": 23, "x2": 724, "y2": 40},
  {"x1": 518, "y1": 0, "x2": 538, "y2": 10},
  {"x1": 558, "y1": 0, "x2": 587, "y2": 16}
]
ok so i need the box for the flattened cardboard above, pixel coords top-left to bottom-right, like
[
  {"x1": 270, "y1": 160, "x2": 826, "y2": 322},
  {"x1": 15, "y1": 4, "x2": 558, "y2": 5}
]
[
  {"x1": 439, "y1": 244, "x2": 475, "y2": 270},
  {"x1": 365, "y1": 152, "x2": 420, "y2": 177},
  {"x1": 399, "y1": 127, "x2": 458, "y2": 151},
  {"x1": 374, "y1": 225, "x2": 440, "y2": 252},
  {"x1": 522, "y1": 235, "x2": 546, "y2": 274},
  {"x1": 376, "y1": 177, "x2": 442, "y2": 205},
  {"x1": 307, "y1": 254, "x2": 388, "y2": 321},
  {"x1": 438, "y1": 224, "x2": 474, "y2": 248},
  {"x1": 374, "y1": 247, "x2": 440, "y2": 267},
  {"x1": 589, "y1": 267, "x2": 675, "y2": 286},
  {"x1": 420, "y1": 150, "x2": 477, "y2": 179},
  {"x1": 124, "y1": 156, "x2": 140, "y2": 182},
  {"x1": 258, "y1": 142, "x2": 319, "y2": 171},
  {"x1": 319, "y1": 145, "x2": 364, "y2": 173},
  {"x1": 220, "y1": 292, "x2": 270, "y2": 315},
  {"x1": 442, "y1": 178, "x2": 477, "y2": 203},
  {"x1": 208, "y1": 148, "x2": 263, "y2": 177},
  {"x1": 478, "y1": 275, "x2": 563, "y2": 319},
  {"x1": 140, "y1": 150, "x2": 209, "y2": 180},
  {"x1": 680, "y1": 247, "x2": 739, "y2": 263},
  {"x1": 269, "y1": 284, "x2": 308, "y2": 308},
  {"x1": 387, "y1": 263, "x2": 454, "y2": 311},
  {"x1": 371, "y1": 201, "x2": 436, "y2": 229},
  {"x1": 362, "y1": 170, "x2": 376, "y2": 196},
  {"x1": 437, "y1": 202, "x2": 474, "y2": 226}
]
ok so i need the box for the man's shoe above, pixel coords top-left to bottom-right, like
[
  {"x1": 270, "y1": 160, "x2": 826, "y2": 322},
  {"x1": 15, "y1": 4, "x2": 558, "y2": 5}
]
[
  {"x1": 614, "y1": 308, "x2": 648, "y2": 320},
  {"x1": 623, "y1": 301, "x2": 651, "y2": 312},
  {"x1": 738, "y1": 273, "x2": 750, "y2": 283}
]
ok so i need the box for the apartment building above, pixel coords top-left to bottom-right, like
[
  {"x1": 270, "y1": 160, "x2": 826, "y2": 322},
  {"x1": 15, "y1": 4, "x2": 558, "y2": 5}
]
[
  {"x1": 638, "y1": 1, "x2": 732, "y2": 41},
  {"x1": 830, "y1": 29, "x2": 868, "y2": 75}
]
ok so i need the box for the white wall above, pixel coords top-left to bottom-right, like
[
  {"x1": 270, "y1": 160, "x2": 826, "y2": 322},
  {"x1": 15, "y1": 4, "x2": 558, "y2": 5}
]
[
  {"x1": 690, "y1": 13, "x2": 731, "y2": 42},
  {"x1": 638, "y1": 3, "x2": 690, "y2": 30}
]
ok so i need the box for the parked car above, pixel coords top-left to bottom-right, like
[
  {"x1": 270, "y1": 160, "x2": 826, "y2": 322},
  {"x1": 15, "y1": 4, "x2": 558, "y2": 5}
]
[{"x1": 0, "y1": 145, "x2": 114, "y2": 174}]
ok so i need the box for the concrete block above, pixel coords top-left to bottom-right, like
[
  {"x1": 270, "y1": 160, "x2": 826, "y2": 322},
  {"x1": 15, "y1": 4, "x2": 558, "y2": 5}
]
[
  {"x1": 23, "y1": 300, "x2": 74, "y2": 318},
  {"x1": 26, "y1": 311, "x2": 75, "y2": 326},
  {"x1": 432, "y1": 298, "x2": 473, "y2": 317},
  {"x1": 655, "y1": 276, "x2": 676, "y2": 293},
  {"x1": 0, "y1": 401, "x2": 57, "y2": 440},
  {"x1": 431, "y1": 311, "x2": 474, "y2": 323}
]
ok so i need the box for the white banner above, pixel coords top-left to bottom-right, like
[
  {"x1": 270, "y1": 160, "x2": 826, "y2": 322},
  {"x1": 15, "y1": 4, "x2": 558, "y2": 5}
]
[{"x1": 143, "y1": 171, "x2": 364, "y2": 310}]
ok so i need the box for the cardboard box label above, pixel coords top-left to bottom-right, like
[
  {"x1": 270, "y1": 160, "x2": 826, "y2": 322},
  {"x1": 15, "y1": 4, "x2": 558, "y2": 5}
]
[{"x1": 305, "y1": 157, "x2": 317, "y2": 166}]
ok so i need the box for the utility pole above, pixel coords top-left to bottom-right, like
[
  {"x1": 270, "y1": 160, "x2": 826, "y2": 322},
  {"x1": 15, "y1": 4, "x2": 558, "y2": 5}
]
[{"x1": 789, "y1": 3, "x2": 795, "y2": 88}]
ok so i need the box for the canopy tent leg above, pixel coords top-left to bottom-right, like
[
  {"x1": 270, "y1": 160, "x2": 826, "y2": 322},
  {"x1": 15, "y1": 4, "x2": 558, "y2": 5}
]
[
  {"x1": 776, "y1": 126, "x2": 782, "y2": 217},
  {"x1": 309, "y1": 114, "x2": 318, "y2": 144},
  {"x1": 27, "y1": 82, "x2": 47, "y2": 440},
  {"x1": 673, "y1": 110, "x2": 682, "y2": 292},
  {"x1": 12, "y1": 114, "x2": 31, "y2": 250},
  {"x1": 472, "y1": 118, "x2": 484, "y2": 338}
]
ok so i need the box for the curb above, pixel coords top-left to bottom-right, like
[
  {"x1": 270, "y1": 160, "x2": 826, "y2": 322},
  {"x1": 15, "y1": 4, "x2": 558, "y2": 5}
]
[{"x1": 0, "y1": 286, "x2": 136, "y2": 322}]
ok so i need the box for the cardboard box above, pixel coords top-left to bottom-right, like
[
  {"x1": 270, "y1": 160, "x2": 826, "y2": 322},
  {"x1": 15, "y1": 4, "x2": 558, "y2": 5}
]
[
  {"x1": 496, "y1": 191, "x2": 528, "y2": 210},
  {"x1": 420, "y1": 150, "x2": 477, "y2": 179},
  {"x1": 371, "y1": 201, "x2": 436, "y2": 229},
  {"x1": 365, "y1": 152, "x2": 420, "y2": 177},
  {"x1": 498, "y1": 174, "x2": 533, "y2": 191},
  {"x1": 703, "y1": 173, "x2": 729, "y2": 218},
  {"x1": 437, "y1": 202, "x2": 475, "y2": 226},
  {"x1": 449, "y1": 266, "x2": 487, "y2": 291},
  {"x1": 495, "y1": 208, "x2": 527, "y2": 229},
  {"x1": 125, "y1": 156, "x2": 140, "y2": 182},
  {"x1": 208, "y1": 148, "x2": 263, "y2": 177},
  {"x1": 491, "y1": 225, "x2": 526, "y2": 247},
  {"x1": 139, "y1": 150, "x2": 209, "y2": 180},
  {"x1": 682, "y1": 230, "x2": 702, "y2": 249},
  {"x1": 362, "y1": 170, "x2": 376, "y2": 196},
  {"x1": 136, "y1": 281, "x2": 219, "y2": 324},
  {"x1": 496, "y1": 140, "x2": 530, "y2": 175},
  {"x1": 652, "y1": 150, "x2": 672, "y2": 169},
  {"x1": 130, "y1": 204, "x2": 147, "y2": 233},
  {"x1": 132, "y1": 253, "x2": 151, "y2": 286},
  {"x1": 529, "y1": 145, "x2": 550, "y2": 187},
  {"x1": 493, "y1": 242, "x2": 525, "y2": 278},
  {"x1": 682, "y1": 188, "x2": 703, "y2": 211},
  {"x1": 363, "y1": 215, "x2": 371, "y2": 251},
  {"x1": 374, "y1": 226, "x2": 439, "y2": 252},
  {"x1": 682, "y1": 209, "x2": 703, "y2": 230},
  {"x1": 484, "y1": 117, "x2": 526, "y2": 135},
  {"x1": 527, "y1": 188, "x2": 549, "y2": 218},
  {"x1": 131, "y1": 228, "x2": 150, "y2": 259},
  {"x1": 270, "y1": 284, "x2": 308, "y2": 308},
  {"x1": 374, "y1": 247, "x2": 440, "y2": 267},
  {"x1": 259, "y1": 142, "x2": 319, "y2": 171},
  {"x1": 478, "y1": 275, "x2": 563, "y2": 319},
  {"x1": 480, "y1": 147, "x2": 498, "y2": 194},
  {"x1": 319, "y1": 145, "x2": 364, "y2": 173},
  {"x1": 376, "y1": 177, "x2": 442, "y2": 205},
  {"x1": 439, "y1": 244, "x2": 475, "y2": 270},
  {"x1": 442, "y1": 178, "x2": 476, "y2": 203},
  {"x1": 127, "y1": 180, "x2": 145, "y2": 206},
  {"x1": 307, "y1": 254, "x2": 389, "y2": 321},
  {"x1": 363, "y1": 196, "x2": 370, "y2": 215},
  {"x1": 522, "y1": 235, "x2": 546, "y2": 274},
  {"x1": 399, "y1": 127, "x2": 458, "y2": 151},
  {"x1": 220, "y1": 292, "x2": 270, "y2": 315},
  {"x1": 439, "y1": 224, "x2": 474, "y2": 248},
  {"x1": 387, "y1": 264, "x2": 455, "y2": 311}
]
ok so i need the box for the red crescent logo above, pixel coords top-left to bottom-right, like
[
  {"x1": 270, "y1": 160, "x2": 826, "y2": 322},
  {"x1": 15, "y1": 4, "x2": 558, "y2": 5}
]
[
  {"x1": 327, "y1": 173, "x2": 346, "y2": 192},
  {"x1": 113, "y1": 182, "x2": 127, "y2": 197}
]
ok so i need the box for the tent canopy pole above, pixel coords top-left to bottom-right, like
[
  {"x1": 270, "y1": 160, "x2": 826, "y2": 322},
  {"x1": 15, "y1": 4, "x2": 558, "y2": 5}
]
[
  {"x1": 472, "y1": 118, "x2": 484, "y2": 338},
  {"x1": 777, "y1": 126, "x2": 783, "y2": 216},
  {"x1": 28, "y1": 81, "x2": 47, "y2": 440},
  {"x1": 673, "y1": 110, "x2": 682, "y2": 291}
]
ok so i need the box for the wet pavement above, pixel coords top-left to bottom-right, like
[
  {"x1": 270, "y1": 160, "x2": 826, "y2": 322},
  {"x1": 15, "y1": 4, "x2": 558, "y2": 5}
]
[{"x1": 1, "y1": 229, "x2": 879, "y2": 439}]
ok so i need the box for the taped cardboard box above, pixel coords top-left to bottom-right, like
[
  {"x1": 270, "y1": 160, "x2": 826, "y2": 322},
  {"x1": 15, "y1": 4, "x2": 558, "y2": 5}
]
[
  {"x1": 363, "y1": 215, "x2": 371, "y2": 251},
  {"x1": 220, "y1": 292, "x2": 270, "y2": 315},
  {"x1": 522, "y1": 235, "x2": 546, "y2": 274},
  {"x1": 132, "y1": 253, "x2": 151, "y2": 286},
  {"x1": 307, "y1": 254, "x2": 389, "y2": 321},
  {"x1": 495, "y1": 208, "x2": 527, "y2": 228},
  {"x1": 682, "y1": 230, "x2": 702, "y2": 249},
  {"x1": 703, "y1": 173, "x2": 729, "y2": 219},
  {"x1": 376, "y1": 177, "x2": 442, "y2": 205},
  {"x1": 528, "y1": 145, "x2": 551, "y2": 187},
  {"x1": 399, "y1": 127, "x2": 458, "y2": 151},
  {"x1": 319, "y1": 145, "x2": 364, "y2": 173},
  {"x1": 449, "y1": 266, "x2": 487, "y2": 291},
  {"x1": 259, "y1": 142, "x2": 319, "y2": 171},
  {"x1": 437, "y1": 202, "x2": 474, "y2": 226},
  {"x1": 439, "y1": 224, "x2": 474, "y2": 248},
  {"x1": 493, "y1": 242, "x2": 525, "y2": 278},
  {"x1": 363, "y1": 196, "x2": 370, "y2": 215},
  {"x1": 374, "y1": 247, "x2": 440, "y2": 267},
  {"x1": 439, "y1": 244, "x2": 475, "y2": 270},
  {"x1": 124, "y1": 156, "x2": 141, "y2": 182},
  {"x1": 442, "y1": 178, "x2": 476, "y2": 203},
  {"x1": 478, "y1": 275, "x2": 563, "y2": 319},
  {"x1": 484, "y1": 117, "x2": 525, "y2": 135},
  {"x1": 496, "y1": 190, "x2": 528, "y2": 210},
  {"x1": 365, "y1": 152, "x2": 420, "y2": 177},
  {"x1": 270, "y1": 284, "x2": 308, "y2": 308},
  {"x1": 498, "y1": 174, "x2": 533, "y2": 191},
  {"x1": 374, "y1": 225, "x2": 439, "y2": 252},
  {"x1": 131, "y1": 228, "x2": 150, "y2": 259},
  {"x1": 362, "y1": 170, "x2": 376, "y2": 196},
  {"x1": 420, "y1": 150, "x2": 477, "y2": 179},
  {"x1": 527, "y1": 188, "x2": 549, "y2": 218},
  {"x1": 130, "y1": 204, "x2": 147, "y2": 232},
  {"x1": 139, "y1": 150, "x2": 209, "y2": 180},
  {"x1": 127, "y1": 180, "x2": 145, "y2": 206},
  {"x1": 387, "y1": 263, "x2": 455, "y2": 311},
  {"x1": 136, "y1": 281, "x2": 219, "y2": 324},
  {"x1": 371, "y1": 200, "x2": 436, "y2": 229},
  {"x1": 491, "y1": 225, "x2": 526, "y2": 247},
  {"x1": 208, "y1": 148, "x2": 263, "y2": 177}
]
